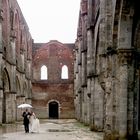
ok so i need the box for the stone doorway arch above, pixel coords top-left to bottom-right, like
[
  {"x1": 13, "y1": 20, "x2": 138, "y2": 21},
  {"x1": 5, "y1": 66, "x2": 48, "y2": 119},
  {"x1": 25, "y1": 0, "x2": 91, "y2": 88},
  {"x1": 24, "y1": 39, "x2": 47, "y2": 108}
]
[{"x1": 48, "y1": 100, "x2": 60, "y2": 119}]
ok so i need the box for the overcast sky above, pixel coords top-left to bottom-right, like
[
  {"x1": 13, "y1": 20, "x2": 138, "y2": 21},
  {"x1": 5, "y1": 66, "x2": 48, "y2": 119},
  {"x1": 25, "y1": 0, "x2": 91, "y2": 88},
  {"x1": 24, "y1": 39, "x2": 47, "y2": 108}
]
[{"x1": 17, "y1": 0, "x2": 80, "y2": 43}]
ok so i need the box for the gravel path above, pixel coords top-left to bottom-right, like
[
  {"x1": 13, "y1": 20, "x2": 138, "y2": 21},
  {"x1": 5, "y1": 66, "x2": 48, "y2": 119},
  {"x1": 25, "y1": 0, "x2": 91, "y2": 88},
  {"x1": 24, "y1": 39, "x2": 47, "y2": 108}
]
[{"x1": 0, "y1": 119, "x2": 103, "y2": 140}]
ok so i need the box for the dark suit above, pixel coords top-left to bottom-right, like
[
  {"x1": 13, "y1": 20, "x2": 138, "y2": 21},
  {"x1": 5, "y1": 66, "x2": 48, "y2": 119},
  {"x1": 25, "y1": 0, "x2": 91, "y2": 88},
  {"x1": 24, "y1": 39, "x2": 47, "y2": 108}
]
[{"x1": 22, "y1": 111, "x2": 31, "y2": 133}]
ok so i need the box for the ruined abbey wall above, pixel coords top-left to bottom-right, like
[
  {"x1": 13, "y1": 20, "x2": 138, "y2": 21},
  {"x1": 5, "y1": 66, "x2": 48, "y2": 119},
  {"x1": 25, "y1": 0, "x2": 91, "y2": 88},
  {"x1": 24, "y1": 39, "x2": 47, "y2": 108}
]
[
  {"x1": 74, "y1": 0, "x2": 140, "y2": 139},
  {"x1": 2, "y1": 0, "x2": 140, "y2": 139},
  {"x1": 32, "y1": 41, "x2": 75, "y2": 119},
  {"x1": 0, "y1": 0, "x2": 32, "y2": 123},
  {"x1": 0, "y1": 0, "x2": 75, "y2": 122}
]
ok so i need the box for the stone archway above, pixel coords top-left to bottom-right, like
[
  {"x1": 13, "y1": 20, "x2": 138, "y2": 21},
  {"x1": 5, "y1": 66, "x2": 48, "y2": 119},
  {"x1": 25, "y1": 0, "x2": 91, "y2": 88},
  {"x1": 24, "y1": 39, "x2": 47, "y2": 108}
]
[
  {"x1": 49, "y1": 101, "x2": 59, "y2": 119},
  {"x1": 113, "y1": 0, "x2": 139, "y2": 139},
  {"x1": 47, "y1": 100, "x2": 60, "y2": 119}
]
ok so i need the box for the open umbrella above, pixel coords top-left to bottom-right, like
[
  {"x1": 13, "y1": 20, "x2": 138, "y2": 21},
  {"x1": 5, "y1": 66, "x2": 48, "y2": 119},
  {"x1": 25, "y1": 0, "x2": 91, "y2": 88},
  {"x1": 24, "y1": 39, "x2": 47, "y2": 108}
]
[{"x1": 17, "y1": 103, "x2": 32, "y2": 109}]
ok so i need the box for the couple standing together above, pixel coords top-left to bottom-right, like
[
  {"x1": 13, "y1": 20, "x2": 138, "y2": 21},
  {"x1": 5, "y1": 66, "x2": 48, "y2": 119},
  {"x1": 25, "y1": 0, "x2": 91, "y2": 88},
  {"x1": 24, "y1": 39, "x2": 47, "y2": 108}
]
[{"x1": 22, "y1": 109, "x2": 40, "y2": 133}]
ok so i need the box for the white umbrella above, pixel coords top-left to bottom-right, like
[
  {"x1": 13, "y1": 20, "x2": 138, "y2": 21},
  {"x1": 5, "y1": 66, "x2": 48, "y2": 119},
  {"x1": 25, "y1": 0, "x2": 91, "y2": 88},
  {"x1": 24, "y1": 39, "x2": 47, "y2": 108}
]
[{"x1": 17, "y1": 103, "x2": 32, "y2": 109}]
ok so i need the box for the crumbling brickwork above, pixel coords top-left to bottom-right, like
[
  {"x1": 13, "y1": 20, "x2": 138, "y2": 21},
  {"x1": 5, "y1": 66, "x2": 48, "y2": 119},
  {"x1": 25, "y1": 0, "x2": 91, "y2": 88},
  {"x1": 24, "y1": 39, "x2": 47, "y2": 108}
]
[
  {"x1": 0, "y1": 0, "x2": 75, "y2": 123},
  {"x1": 0, "y1": 0, "x2": 32, "y2": 123},
  {"x1": 32, "y1": 40, "x2": 75, "y2": 119}
]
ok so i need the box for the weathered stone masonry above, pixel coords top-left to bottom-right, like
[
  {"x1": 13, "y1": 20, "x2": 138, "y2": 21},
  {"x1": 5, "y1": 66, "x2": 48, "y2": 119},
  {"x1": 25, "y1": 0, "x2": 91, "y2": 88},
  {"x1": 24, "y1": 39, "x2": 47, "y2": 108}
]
[
  {"x1": 0, "y1": 0, "x2": 32, "y2": 123},
  {"x1": 1, "y1": 0, "x2": 140, "y2": 139},
  {"x1": 74, "y1": 0, "x2": 140, "y2": 139},
  {"x1": 32, "y1": 41, "x2": 75, "y2": 119},
  {"x1": 0, "y1": 0, "x2": 75, "y2": 123}
]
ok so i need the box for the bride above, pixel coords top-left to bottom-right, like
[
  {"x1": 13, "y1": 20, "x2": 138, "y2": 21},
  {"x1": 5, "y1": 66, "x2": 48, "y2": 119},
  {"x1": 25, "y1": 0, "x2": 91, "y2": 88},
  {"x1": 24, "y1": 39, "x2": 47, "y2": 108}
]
[{"x1": 29, "y1": 111, "x2": 40, "y2": 133}]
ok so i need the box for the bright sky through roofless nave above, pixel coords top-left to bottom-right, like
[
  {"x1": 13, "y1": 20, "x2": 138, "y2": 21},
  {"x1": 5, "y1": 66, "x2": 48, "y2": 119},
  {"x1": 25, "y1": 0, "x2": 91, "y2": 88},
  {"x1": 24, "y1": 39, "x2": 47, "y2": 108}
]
[{"x1": 17, "y1": 0, "x2": 80, "y2": 43}]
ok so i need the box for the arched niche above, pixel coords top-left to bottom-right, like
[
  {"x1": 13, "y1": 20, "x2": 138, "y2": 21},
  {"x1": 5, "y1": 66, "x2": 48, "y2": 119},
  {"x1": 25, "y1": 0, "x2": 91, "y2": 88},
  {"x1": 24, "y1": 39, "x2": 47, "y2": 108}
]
[
  {"x1": 3, "y1": 68, "x2": 10, "y2": 92},
  {"x1": 112, "y1": 0, "x2": 135, "y2": 49}
]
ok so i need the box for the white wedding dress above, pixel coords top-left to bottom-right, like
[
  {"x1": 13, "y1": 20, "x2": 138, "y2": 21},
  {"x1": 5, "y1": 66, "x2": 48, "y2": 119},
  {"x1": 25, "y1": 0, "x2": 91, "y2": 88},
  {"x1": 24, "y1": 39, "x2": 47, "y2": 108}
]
[{"x1": 29, "y1": 113, "x2": 40, "y2": 133}]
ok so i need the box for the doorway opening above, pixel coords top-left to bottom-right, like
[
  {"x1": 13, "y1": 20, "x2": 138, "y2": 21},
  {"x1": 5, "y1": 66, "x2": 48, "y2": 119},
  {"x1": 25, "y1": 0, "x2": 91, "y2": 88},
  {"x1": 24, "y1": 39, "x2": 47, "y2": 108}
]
[{"x1": 49, "y1": 101, "x2": 59, "y2": 119}]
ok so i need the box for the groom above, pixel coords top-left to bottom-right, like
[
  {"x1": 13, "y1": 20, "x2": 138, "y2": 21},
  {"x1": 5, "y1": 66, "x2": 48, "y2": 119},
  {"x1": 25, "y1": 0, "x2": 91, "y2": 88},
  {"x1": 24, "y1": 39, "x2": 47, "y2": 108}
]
[{"x1": 22, "y1": 109, "x2": 31, "y2": 133}]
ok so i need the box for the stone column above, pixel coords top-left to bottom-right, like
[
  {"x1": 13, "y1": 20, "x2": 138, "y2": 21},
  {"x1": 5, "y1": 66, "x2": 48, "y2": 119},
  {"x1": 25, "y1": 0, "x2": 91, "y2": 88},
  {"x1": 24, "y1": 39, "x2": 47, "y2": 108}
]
[
  {"x1": 78, "y1": 38, "x2": 82, "y2": 66},
  {"x1": 4, "y1": 92, "x2": 16, "y2": 123},
  {"x1": 9, "y1": 30, "x2": 16, "y2": 65},
  {"x1": 87, "y1": 29, "x2": 94, "y2": 77},
  {"x1": 87, "y1": 0, "x2": 94, "y2": 77},
  {"x1": 86, "y1": 79, "x2": 91, "y2": 125},
  {"x1": 74, "y1": 41, "x2": 79, "y2": 119},
  {"x1": 87, "y1": 0, "x2": 94, "y2": 28},
  {"x1": 133, "y1": 68, "x2": 140, "y2": 136},
  {"x1": 10, "y1": 92, "x2": 16, "y2": 122},
  {"x1": 81, "y1": 0, "x2": 88, "y2": 124},
  {"x1": 0, "y1": 90, "x2": 3, "y2": 124},
  {"x1": 104, "y1": 72, "x2": 113, "y2": 138},
  {"x1": 74, "y1": 42, "x2": 79, "y2": 75},
  {"x1": 127, "y1": 62, "x2": 135, "y2": 136},
  {"x1": 0, "y1": 6, "x2": 3, "y2": 124},
  {"x1": 77, "y1": 63, "x2": 82, "y2": 121},
  {"x1": 0, "y1": 7, "x2": 3, "y2": 52},
  {"x1": 16, "y1": 96, "x2": 24, "y2": 121},
  {"x1": 119, "y1": 62, "x2": 128, "y2": 138},
  {"x1": 10, "y1": 65, "x2": 16, "y2": 93},
  {"x1": 77, "y1": 38, "x2": 82, "y2": 122},
  {"x1": 86, "y1": 29, "x2": 94, "y2": 127},
  {"x1": 0, "y1": 7, "x2": 3, "y2": 89},
  {"x1": 94, "y1": 77, "x2": 104, "y2": 131},
  {"x1": 81, "y1": 52, "x2": 87, "y2": 87},
  {"x1": 118, "y1": 49, "x2": 134, "y2": 138}
]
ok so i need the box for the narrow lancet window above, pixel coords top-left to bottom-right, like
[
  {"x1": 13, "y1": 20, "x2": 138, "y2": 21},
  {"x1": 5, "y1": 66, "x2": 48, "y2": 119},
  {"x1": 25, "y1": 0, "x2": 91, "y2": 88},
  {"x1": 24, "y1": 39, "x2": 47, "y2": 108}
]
[
  {"x1": 41, "y1": 65, "x2": 48, "y2": 80},
  {"x1": 61, "y1": 65, "x2": 68, "y2": 79}
]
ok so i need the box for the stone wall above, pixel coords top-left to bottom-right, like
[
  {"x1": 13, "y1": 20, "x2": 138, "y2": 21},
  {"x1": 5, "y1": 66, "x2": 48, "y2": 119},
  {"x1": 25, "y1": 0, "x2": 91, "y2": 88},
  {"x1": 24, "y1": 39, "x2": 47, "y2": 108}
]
[
  {"x1": 74, "y1": 0, "x2": 140, "y2": 139},
  {"x1": 32, "y1": 40, "x2": 75, "y2": 119},
  {"x1": 0, "y1": 0, "x2": 32, "y2": 123}
]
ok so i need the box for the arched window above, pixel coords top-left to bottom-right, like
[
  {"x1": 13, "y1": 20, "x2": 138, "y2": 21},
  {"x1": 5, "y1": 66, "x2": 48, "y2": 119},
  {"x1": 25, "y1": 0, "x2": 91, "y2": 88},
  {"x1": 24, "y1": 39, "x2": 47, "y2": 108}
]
[
  {"x1": 41, "y1": 65, "x2": 48, "y2": 80},
  {"x1": 61, "y1": 65, "x2": 68, "y2": 79}
]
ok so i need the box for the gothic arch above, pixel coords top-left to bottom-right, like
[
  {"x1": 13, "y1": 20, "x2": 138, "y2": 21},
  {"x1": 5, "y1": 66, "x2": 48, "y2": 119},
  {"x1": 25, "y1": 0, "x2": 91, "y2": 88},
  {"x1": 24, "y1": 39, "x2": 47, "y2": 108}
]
[
  {"x1": 113, "y1": 0, "x2": 135, "y2": 49},
  {"x1": 113, "y1": 0, "x2": 123, "y2": 48},
  {"x1": 3, "y1": 68, "x2": 10, "y2": 92}
]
